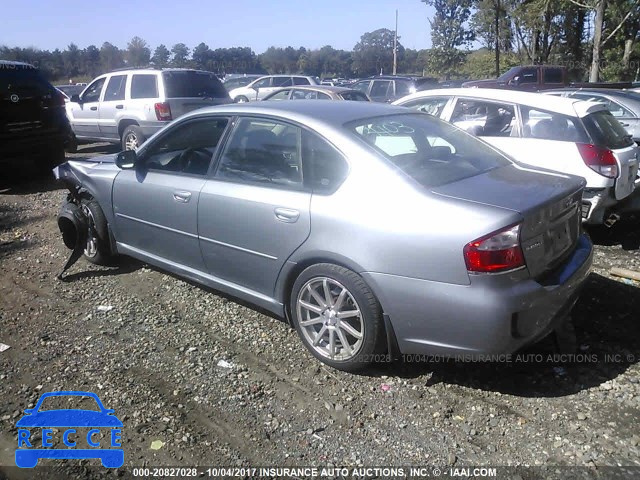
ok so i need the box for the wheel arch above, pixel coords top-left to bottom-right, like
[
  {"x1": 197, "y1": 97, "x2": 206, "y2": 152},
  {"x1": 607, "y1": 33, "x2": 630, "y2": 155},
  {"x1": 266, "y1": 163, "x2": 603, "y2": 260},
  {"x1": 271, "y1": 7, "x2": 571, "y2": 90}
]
[{"x1": 117, "y1": 119, "x2": 140, "y2": 139}]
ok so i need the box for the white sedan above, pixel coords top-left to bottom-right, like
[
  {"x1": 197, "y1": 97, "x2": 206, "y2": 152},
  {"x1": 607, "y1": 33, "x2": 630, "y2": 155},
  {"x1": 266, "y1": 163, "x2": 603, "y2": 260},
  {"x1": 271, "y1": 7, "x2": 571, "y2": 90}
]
[{"x1": 393, "y1": 88, "x2": 639, "y2": 226}]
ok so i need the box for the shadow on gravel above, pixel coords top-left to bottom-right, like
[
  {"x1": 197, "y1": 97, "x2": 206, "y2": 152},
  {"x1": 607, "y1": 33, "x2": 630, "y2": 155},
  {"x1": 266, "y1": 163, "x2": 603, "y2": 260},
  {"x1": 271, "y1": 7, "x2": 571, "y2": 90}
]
[
  {"x1": 379, "y1": 273, "x2": 640, "y2": 398},
  {"x1": 586, "y1": 216, "x2": 640, "y2": 251},
  {"x1": 0, "y1": 173, "x2": 60, "y2": 196},
  {"x1": 59, "y1": 257, "x2": 142, "y2": 282}
]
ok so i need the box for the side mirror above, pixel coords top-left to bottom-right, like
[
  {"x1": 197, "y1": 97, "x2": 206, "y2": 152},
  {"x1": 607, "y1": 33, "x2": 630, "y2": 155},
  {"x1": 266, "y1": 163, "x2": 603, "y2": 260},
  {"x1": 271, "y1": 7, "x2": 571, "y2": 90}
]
[
  {"x1": 115, "y1": 150, "x2": 137, "y2": 169},
  {"x1": 70, "y1": 94, "x2": 82, "y2": 103}
]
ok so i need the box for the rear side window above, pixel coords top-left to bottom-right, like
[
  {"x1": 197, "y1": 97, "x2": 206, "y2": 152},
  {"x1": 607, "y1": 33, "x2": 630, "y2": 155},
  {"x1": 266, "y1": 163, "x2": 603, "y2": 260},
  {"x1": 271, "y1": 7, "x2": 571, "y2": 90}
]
[
  {"x1": 293, "y1": 77, "x2": 310, "y2": 86},
  {"x1": 543, "y1": 68, "x2": 563, "y2": 83},
  {"x1": 582, "y1": 111, "x2": 634, "y2": 149},
  {"x1": 349, "y1": 113, "x2": 511, "y2": 188},
  {"x1": 131, "y1": 74, "x2": 158, "y2": 99},
  {"x1": 104, "y1": 75, "x2": 126, "y2": 101},
  {"x1": 162, "y1": 71, "x2": 227, "y2": 98},
  {"x1": 273, "y1": 77, "x2": 293, "y2": 87},
  {"x1": 302, "y1": 130, "x2": 348, "y2": 194},
  {"x1": 520, "y1": 107, "x2": 588, "y2": 142}
]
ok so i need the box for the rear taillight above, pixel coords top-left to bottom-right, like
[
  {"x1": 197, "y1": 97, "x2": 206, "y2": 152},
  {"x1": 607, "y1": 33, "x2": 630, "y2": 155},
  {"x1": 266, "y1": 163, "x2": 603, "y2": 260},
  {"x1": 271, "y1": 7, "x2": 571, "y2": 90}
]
[
  {"x1": 577, "y1": 143, "x2": 618, "y2": 178},
  {"x1": 154, "y1": 102, "x2": 172, "y2": 121},
  {"x1": 464, "y1": 224, "x2": 525, "y2": 273}
]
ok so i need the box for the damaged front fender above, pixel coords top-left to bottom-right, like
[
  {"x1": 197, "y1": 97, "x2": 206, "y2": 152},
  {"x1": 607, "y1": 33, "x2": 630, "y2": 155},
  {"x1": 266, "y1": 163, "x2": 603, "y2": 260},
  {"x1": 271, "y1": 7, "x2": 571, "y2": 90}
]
[{"x1": 57, "y1": 200, "x2": 89, "y2": 280}]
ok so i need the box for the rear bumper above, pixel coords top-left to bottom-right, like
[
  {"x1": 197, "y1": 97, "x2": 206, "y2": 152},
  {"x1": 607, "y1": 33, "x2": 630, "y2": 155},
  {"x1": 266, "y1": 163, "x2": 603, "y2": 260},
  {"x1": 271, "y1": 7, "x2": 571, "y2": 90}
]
[
  {"x1": 1, "y1": 131, "x2": 67, "y2": 165},
  {"x1": 138, "y1": 120, "x2": 169, "y2": 138},
  {"x1": 362, "y1": 233, "x2": 593, "y2": 357}
]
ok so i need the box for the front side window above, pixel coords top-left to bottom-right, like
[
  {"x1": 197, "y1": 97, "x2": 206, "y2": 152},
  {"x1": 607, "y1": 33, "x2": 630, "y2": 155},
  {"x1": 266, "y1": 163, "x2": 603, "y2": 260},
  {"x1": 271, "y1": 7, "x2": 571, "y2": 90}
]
[
  {"x1": 103, "y1": 75, "x2": 126, "y2": 102},
  {"x1": 142, "y1": 118, "x2": 229, "y2": 175},
  {"x1": 450, "y1": 99, "x2": 515, "y2": 137},
  {"x1": 349, "y1": 113, "x2": 511, "y2": 188},
  {"x1": 402, "y1": 96, "x2": 451, "y2": 117},
  {"x1": 216, "y1": 117, "x2": 303, "y2": 189},
  {"x1": 82, "y1": 77, "x2": 105, "y2": 103},
  {"x1": 253, "y1": 77, "x2": 272, "y2": 89},
  {"x1": 519, "y1": 68, "x2": 538, "y2": 84},
  {"x1": 520, "y1": 107, "x2": 588, "y2": 142},
  {"x1": 131, "y1": 74, "x2": 158, "y2": 99}
]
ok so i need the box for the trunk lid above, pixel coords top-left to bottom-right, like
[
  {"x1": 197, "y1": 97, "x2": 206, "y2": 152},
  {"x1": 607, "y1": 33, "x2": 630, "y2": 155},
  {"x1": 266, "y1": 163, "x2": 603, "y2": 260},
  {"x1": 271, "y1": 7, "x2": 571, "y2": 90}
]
[{"x1": 432, "y1": 165, "x2": 585, "y2": 278}]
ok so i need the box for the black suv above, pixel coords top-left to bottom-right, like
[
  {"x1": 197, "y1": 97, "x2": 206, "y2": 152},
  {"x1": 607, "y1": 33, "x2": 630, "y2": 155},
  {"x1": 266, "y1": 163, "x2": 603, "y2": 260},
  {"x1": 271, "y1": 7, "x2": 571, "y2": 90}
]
[
  {"x1": 1, "y1": 61, "x2": 70, "y2": 172},
  {"x1": 351, "y1": 76, "x2": 439, "y2": 103}
]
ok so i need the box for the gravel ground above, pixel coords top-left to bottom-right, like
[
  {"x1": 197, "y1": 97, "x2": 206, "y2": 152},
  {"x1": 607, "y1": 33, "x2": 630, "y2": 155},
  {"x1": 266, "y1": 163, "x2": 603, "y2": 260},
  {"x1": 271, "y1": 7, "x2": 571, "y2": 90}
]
[{"x1": 1, "y1": 144, "x2": 640, "y2": 479}]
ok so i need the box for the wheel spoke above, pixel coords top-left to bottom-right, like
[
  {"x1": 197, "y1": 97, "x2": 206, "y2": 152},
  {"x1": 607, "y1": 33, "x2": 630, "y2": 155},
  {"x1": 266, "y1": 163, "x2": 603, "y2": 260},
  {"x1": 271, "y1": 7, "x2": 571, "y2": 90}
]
[
  {"x1": 332, "y1": 288, "x2": 348, "y2": 311},
  {"x1": 323, "y1": 278, "x2": 333, "y2": 307},
  {"x1": 299, "y1": 299, "x2": 323, "y2": 314},
  {"x1": 340, "y1": 321, "x2": 363, "y2": 339},
  {"x1": 308, "y1": 285, "x2": 327, "y2": 308},
  {"x1": 313, "y1": 325, "x2": 328, "y2": 346},
  {"x1": 337, "y1": 309, "x2": 360, "y2": 319},
  {"x1": 336, "y1": 328, "x2": 353, "y2": 356},
  {"x1": 329, "y1": 329, "x2": 336, "y2": 358},
  {"x1": 299, "y1": 316, "x2": 323, "y2": 327}
]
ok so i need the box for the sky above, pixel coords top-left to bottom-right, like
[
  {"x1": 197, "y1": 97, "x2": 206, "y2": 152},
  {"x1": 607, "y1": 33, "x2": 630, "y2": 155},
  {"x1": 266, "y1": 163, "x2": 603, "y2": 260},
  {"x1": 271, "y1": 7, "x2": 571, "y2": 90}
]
[{"x1": 1, "y1": 0, "x2": 435, "y2": 53}]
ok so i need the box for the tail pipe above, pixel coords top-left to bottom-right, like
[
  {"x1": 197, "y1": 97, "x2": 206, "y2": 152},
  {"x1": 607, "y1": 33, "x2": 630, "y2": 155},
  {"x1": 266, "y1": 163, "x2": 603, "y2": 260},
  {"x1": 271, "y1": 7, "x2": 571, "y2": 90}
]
[{"x1": 57, "y1": 201, "x2": 89, "y2": 279}]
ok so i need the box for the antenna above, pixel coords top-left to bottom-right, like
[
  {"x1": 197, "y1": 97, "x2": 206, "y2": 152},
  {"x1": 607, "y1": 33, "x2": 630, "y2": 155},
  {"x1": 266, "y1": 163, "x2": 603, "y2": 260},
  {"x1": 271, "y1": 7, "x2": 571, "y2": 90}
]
[{"x1": 393, "y1": 9, "x2": 398, "y2": 75}]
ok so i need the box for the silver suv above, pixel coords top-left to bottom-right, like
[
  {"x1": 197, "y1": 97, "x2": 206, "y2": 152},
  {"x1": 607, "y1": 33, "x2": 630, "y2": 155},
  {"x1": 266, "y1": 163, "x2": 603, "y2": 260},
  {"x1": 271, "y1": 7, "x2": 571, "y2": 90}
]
[
  {"x1": 65, "y1": 68, "x2": 231, "y2": 151},
  {"x1": 228, "y1": 75, "x2": 320, "y2": 103}
]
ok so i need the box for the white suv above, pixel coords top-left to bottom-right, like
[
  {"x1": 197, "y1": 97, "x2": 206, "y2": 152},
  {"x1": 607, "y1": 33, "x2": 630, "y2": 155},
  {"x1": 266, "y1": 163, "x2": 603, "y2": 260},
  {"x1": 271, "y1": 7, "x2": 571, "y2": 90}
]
[{"x1": 66, "y1": 68, "x2": 231, "y2": 151}]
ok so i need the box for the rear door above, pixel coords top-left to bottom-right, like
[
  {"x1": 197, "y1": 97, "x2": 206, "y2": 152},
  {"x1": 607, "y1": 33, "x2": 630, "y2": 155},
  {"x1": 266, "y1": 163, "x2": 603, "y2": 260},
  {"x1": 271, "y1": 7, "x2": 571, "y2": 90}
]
[
  {"x1": 162, "y1": 70, "x2": 231, "y2": 117},
  {"x1": 198, "y1": 116, "x2": 311, "y2": 297},
  {"x1": 99, "y1": 74, "x2": 127, "y2": 139},
  {"x1": 67, "y1": 76, "x2": 105, "y2": 137},
  {"x1": 581, "y1": 110, "x2": 639, "y2": 200}
]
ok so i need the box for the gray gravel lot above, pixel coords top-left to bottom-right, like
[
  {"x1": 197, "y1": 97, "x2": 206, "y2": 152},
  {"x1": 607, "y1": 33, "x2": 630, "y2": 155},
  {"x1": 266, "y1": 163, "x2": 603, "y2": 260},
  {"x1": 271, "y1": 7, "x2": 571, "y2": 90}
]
[{"x1": 1, "y1": 144, "x2": 640, "y2": 479}]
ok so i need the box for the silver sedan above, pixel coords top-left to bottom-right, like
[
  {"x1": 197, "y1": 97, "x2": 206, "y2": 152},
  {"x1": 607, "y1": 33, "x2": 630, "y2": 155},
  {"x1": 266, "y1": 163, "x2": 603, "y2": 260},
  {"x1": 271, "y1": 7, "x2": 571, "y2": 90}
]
[{"x1": 54, "y1": 101, "x2": 593, "y2": 371}]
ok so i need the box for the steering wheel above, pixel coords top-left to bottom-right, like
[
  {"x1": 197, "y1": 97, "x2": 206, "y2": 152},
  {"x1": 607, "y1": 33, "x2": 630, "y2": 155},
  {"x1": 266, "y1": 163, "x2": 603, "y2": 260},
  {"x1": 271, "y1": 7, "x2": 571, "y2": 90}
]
[{"x1": 177, "y1": 148, "x2": 211, "y2": 172}]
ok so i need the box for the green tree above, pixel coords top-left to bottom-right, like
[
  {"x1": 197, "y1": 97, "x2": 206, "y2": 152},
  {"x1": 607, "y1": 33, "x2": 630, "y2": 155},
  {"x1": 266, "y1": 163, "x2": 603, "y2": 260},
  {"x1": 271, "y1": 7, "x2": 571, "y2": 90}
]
[
  {"x1": 352, "y1": 28, "x2": 403, "y2": 76},
  {"x1": 171, "y1": 43, "x2": 190, "y2": 67},
  {"x1": 126, "y1": 36, "x2": 151, "y2": 67},
  {"x1": 151, "y1": 44, "x2": 170, "y2": 68},
  {"x1": 100, "y1": 42, "x2": 124, "y2": 72},
  {"x1": 192, "y1": 42, "x2": 212, "y2": 70}
]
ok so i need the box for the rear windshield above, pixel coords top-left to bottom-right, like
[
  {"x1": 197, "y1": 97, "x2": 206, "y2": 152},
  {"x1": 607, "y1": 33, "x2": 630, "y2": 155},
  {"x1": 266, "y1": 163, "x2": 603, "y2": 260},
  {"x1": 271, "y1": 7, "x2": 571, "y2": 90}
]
[
  {"x1": 340, "y1": 91, "x2": 369, "y2": 101},
  {"x1": 348, "y1": 113, "x2": 511, "y2": 188},
  {"x1": 162, "y1": 71, "x2": 228, "y2": 99},
  {"x1": 582, "y1": 110, "x2": 634, "y2": 150},
  {"x1": 0, "y1": 65, "x2": 54, "y2": 97}
]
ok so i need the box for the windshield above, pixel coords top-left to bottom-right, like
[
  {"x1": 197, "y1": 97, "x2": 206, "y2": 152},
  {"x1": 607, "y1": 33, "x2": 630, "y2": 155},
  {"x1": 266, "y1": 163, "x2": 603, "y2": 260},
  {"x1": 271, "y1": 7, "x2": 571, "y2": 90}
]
[
  {"x1": 162, "y1": 71, "x2": 228, "y2": 99},
  {"x1": 340, "y1": 91, "x2": 369, "y2": 101},
  {"x1": 497, "y1": 67, "x2": 520, "y2": 81},
  {"x1": 348, "y1": 113, "x2": 511, "y2": 188},
  {"x1": 582, "y1": 110, "x2": 634, "y2": 150},
  {"x1": 0, "y1": 65, "x2": 54, "y2": 97}
]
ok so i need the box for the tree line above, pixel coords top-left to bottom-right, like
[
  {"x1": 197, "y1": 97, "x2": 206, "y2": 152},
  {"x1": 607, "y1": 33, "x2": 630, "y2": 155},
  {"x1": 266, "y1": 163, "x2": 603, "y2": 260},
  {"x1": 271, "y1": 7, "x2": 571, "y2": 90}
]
[{"x1": 1, "y1": 0, "x2": 638, "y2": 83}]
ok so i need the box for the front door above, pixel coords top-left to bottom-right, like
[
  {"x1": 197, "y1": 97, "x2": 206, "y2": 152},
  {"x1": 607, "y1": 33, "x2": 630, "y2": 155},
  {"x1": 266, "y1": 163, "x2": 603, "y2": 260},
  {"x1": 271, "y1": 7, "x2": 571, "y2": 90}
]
[
  {"x1": 112, "y1": 116, "x2": 230, "y2": 271},
  {"x1": 68, "y1": 77, "x2": 105, "y2": 137}
]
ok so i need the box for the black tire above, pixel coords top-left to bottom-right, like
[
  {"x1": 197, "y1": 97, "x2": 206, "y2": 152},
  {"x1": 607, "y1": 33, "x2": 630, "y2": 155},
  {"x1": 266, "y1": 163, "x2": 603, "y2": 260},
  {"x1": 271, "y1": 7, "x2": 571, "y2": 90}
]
[
  {"x1": 121, "y1": 125, "x2": 145, "y2": 151},
  {"x1": 290, "y1": 263, "x2": 384, "y2": 372},
  {"x1": 234, "y1": 95, "x2": 249, "y2": 103},
  {"x1": 81, "y1": 199, "x2": 115, "y2": 265}
]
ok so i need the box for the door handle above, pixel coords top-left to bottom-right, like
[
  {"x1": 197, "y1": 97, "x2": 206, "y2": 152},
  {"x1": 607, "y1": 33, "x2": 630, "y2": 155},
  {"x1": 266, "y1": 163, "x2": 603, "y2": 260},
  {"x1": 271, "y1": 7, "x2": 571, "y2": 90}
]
[
  {"x1": 274, "y1": 207, "x2": 300, "y2": 223},
  {"x1": 90, "y1": 106, "x2": 97, "y2": 111},
  {"x1": 115, "y1": 104, "x2": 124, "y2": 109},
  {"x1": 173, "y1": 191, "x2": 192, "y2": 203}
]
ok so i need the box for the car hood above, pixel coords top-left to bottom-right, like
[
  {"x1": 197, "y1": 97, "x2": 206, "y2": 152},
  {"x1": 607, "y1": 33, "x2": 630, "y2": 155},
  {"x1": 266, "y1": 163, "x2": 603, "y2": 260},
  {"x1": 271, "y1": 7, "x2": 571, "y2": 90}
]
[
  {"x1": 81, "y1": 153, "x2": 117, "y2": 163},
  {"x1": 16, "y1": 410, "x2": 123, "y2": 427}
]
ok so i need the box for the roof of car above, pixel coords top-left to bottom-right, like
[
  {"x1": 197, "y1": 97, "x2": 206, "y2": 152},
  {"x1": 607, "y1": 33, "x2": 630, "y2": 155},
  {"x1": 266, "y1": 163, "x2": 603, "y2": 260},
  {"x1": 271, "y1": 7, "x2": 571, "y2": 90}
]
[
  {"x1": 277, "y1": 85, "x2": 360, "y2": 93},
  {"x1": 184, "y1": 100, "x2": 410, "y2": 126},
  {"x1": 395, "y1": 87, "x2": 605, "y2": 117}
]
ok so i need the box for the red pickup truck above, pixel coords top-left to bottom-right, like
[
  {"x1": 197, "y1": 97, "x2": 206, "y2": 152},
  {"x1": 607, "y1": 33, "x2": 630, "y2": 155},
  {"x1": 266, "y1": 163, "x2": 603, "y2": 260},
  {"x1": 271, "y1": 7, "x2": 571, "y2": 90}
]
[{"x1": 462, "y1": 65, "x2": 631, "y2": 91}]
